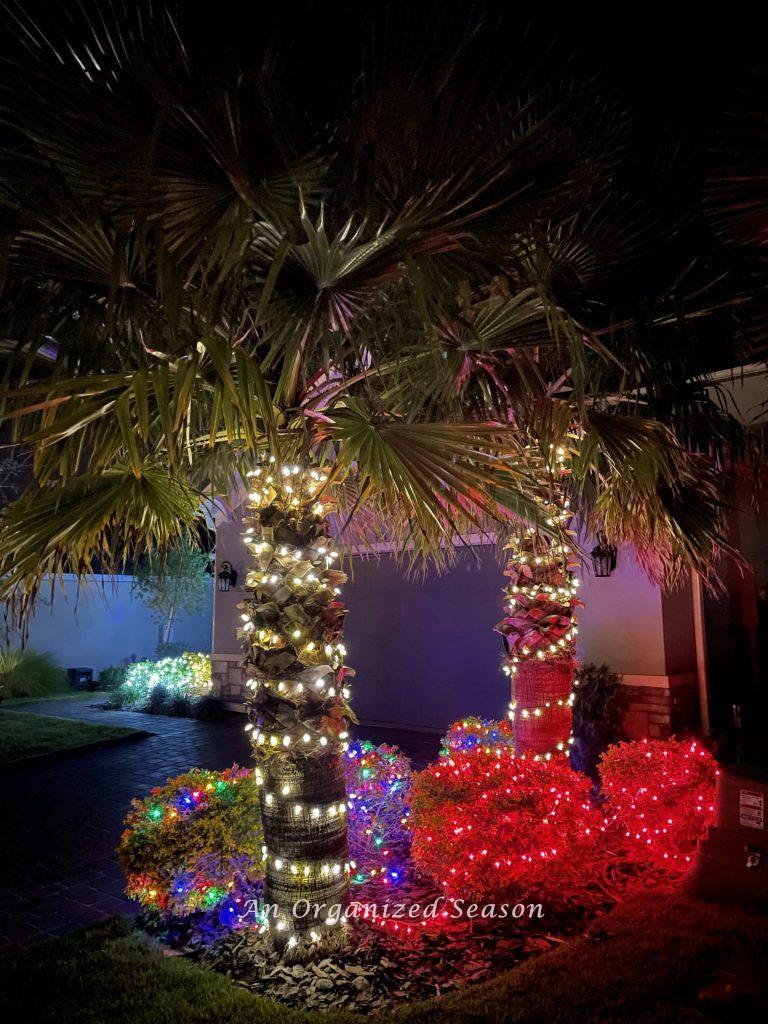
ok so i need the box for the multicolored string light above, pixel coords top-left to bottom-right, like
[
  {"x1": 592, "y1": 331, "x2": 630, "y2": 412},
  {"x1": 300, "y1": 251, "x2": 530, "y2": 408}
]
[
  {"x1": 440, "y1": 717, "x2": 515, "y2": 758},
  {"x1": 119, "y1": 766, "x2": 261, "y2": 919},
  {"x1": 344, "y1": 740, "x2": 412, "y2": 886}
]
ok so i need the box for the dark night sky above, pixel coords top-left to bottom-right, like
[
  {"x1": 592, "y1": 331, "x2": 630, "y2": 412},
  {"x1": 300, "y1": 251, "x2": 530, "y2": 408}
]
[
  {"x1": 203, "y1": 1, "x2": 768, "y2": 132},
  {"x1": 547, "y1": 3, "x2": 766, "y2": 128}
]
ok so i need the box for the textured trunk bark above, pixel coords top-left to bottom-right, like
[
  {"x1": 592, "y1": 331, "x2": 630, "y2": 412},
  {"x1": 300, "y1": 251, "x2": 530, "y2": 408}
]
[
  {"x1": 495, "y1": 445, "x2": 580, "y2": 759},
  {"x1": 511, "y1": 659, "x2": 574, "y2": 755},
  {"x1": 239, "y1": 458, "x2": 353, "y2": 955},
  {"x1": 260, "y1": 748, "x2": 349, "y2": 938}
]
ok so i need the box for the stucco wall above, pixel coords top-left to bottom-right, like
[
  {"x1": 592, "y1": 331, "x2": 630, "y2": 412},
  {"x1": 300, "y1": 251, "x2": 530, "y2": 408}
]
[
  {"x1": 8, "y1": 575, "x2": 214, "y2": 675},
  {"x1": 578, "y1": 547, "x2": 667, "y2": 678},
  {"x1": 212, "y1": 507, "x2": 673, "y2": 731}
]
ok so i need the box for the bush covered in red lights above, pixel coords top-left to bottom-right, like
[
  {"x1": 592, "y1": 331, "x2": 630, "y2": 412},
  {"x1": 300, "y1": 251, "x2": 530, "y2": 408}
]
[
  {"x1": 598, "y1": 738, "x2": 718, "y2": 873},
  {"x1": 410, "y1": 751, "x2": 603, "y2": 906},
  {"x1": 119, "y1": 766, "x2": 263, "y2": 920}
]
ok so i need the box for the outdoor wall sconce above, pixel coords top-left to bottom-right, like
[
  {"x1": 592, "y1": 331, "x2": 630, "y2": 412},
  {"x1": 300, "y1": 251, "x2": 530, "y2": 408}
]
[
  {"x1": 217, "y1": 561, "x2": 238, "y2": 592},
  {"x1": 590, "y1": 536, "x2": 617, "y2": 577}
]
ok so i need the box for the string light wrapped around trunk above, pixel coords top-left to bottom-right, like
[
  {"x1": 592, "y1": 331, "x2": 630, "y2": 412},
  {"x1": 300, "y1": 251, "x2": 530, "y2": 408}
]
[
  {"x1": 495, "y1": 441, "x2": 582, "y2": 760},
  {"x1": 239, "y1": 456, "x2": 356, "y2": 955}
]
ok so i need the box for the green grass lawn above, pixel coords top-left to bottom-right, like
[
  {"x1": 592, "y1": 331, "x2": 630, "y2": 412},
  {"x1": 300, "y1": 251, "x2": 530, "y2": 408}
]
[
  {"x1": 1, "y1": 895, "x2": 765, "y2": 1023},
  {"x1": 3, "y1": 689, "x2": 109, "y2": 707},
  {"x1": 0, "y1": 708, "x2": 142, "y2": 764}
]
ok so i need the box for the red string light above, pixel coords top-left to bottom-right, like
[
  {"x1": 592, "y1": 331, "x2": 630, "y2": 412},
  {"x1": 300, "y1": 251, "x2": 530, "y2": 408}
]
[
  {"x1": 411, "y1": 750, "x2": 602, "y2": 906},
  {"x1": 598, "y1": 738, "x2": 718, "y2": 873}
]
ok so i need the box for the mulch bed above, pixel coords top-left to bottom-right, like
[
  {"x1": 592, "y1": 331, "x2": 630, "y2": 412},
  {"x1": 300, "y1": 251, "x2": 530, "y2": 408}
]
[
  {"x1": 142, "y1": 855, "x2": 670, "y2": 1013},
  {"x1": 179, "y1": 878, "x2": 600, "y2": 1013}
]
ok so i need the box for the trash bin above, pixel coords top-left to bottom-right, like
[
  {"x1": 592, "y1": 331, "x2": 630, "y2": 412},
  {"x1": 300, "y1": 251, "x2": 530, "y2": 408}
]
[{"x1": 67, "y1": 667, "x2": 94, "y2": 690}]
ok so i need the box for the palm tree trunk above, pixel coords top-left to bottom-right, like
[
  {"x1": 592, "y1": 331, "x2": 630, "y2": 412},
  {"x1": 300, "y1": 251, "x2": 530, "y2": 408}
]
[
  {"x1": 240, "y1": 458, "x2": 353, "y2": 954},
  {"x1": 496, "y1": 446, "x2": 580, "y2": 759}
]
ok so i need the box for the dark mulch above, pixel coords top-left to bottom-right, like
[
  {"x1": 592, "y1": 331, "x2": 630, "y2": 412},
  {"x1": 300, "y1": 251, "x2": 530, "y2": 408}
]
[{"x1": 185, "y1": 879, "x2": 591, "y2": 1013}]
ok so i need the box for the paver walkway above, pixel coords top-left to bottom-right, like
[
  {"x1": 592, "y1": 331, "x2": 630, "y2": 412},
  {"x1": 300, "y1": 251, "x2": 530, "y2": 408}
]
[{"x1": 0, "y1": 697, "x2": 439, "y2": 952}]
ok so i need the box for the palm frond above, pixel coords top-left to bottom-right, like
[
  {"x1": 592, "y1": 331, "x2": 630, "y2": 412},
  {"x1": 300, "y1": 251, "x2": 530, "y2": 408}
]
[
  {"x1": 573, "y1": 409, "x2": 733, "y2": 586},
  {"x1": 0, "y1": 460, "x2": 204, "y2": 615},
  {"x1": 319, "y1": 401, "x2": 552, "y2": 568}
]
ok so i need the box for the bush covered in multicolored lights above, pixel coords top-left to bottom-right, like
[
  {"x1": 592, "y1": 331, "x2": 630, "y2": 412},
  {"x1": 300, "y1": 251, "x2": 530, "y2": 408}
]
[
  {"x1": 119, "y1": 766, "x2": 262, "y2": 921},
  {"x1": 411, "y1": 750, "x2": 603, "y2": 907},
  {"x1": 120, "y1": 735, "x2": 718, "y2": 934},
  {"x1": 440, "y1": 717, "x2": 515, "y2": 758},
  {"x1": 121, "y1": 741, "x2": 415, "y2": 926},
  {"x1": 115, "y1": 652, "x2": 213, "y2": 711},
  {"x1": 599, "y1": 737, "x2": 718, "y2": 874},
  {"x1": 345, "y1": 740, "x2": 412, "y2": 886}
]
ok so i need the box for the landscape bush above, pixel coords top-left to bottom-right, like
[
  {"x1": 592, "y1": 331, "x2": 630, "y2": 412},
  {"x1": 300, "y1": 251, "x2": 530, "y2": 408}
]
[
  {"x1": 598, "y1": 737, "x2": 718, "y2": 873},
  {"x1": 97, "y1": 665, "x2": 128, "y2": 691},
  {"x1": 411, "y1": 750, "x2": 603, "y2": 908},
  {"x1": 119, "y1": 766, "x2": 262, "y2": 921},
  {"x1": 0, "y1": 648, "x2": 69, "y2": 701},
  {"x1": 113, "y1": 653, "x2": 215, "y2": 717}
]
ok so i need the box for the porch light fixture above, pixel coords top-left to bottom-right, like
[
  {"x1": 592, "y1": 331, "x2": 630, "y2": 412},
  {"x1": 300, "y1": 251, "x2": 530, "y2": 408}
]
[
  {"x1": 590, "y1": 536, "x2": 617, "y2": 578},
  {"x1": 217, "y1": 560, "x2": 238, "y2": 592}
]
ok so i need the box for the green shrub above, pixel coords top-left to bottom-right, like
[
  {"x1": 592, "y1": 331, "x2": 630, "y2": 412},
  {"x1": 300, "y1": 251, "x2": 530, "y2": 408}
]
[
  {"x1": 117, "y1": 653, "x2": 212, "y2": 707},
  {"x1": 119, "y1": 766, "x2": 263, "y2": 918},
  {"x1": 0, "y1": 649, "x2": 69, "y2": 701},
  {"x1": 190, "y1": 695, "x2": 224, "y2": 720},
  {"x1": 146, "y1": 685, "x2": 171, "y2": 715},
  {"x1": 98, "y1": 665, "x2": 128, "y2": 691},
  {"x1": 571, "y1": 662, "x2": 624, "y2": 778},
  {"x1": 166, "y1": 695, "x2": 192, "y2": 717}
]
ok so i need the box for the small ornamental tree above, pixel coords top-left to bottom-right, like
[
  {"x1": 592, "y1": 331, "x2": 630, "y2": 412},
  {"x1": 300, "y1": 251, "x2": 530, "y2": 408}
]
[
  {"x1": 570, "y1": 662, "x2": 624, "y2": 777},
  {"x1": 599, "y1": 738, "x2": 719, "y2": 873},
  {"x1": 411, "y1": 750, "x2": 602, "y2": 907},
  {"x1": 133, "y1": 537, "x2": 212, "y2": 654}
]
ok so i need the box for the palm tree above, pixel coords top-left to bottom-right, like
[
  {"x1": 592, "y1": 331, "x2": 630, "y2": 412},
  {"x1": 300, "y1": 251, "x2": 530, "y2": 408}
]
[{"x1": 0, "y1": 2, "x2": 735, "y2": 949}]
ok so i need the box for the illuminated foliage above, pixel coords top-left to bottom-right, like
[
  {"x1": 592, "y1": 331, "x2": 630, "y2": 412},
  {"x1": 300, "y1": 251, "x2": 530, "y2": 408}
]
[
  {"x1": 599, "y1": 738, "x2": 718, "y2": 873},
  {"x1": 119, "y1": 766, "x2": 262, "y2": 923},
  {"x1": 440, "y1": 717, "x2": 515, "y2": 757},
  {"x1": 120, "y1": 742, "x2": 413, "y2": 931},
  {"x1": 118, "y1": 653, "x2": 212, "y2": 706},
  {"x1": 411, "y1": 751, "x2": 602, "y2": 906},
  {"x1": 345, "y1": 740, "x2": 412, "y2": 887}
]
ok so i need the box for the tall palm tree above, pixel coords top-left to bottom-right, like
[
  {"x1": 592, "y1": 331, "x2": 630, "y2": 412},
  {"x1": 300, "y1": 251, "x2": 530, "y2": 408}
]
[{"x1": 0, "y1": 2, "x2": 734, "y2": 949}]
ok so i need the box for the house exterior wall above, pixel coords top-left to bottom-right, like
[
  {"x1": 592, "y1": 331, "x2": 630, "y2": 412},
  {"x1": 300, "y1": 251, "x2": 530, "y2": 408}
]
[
  {"x1": 8, "y1": 575, "x2": 214, "y2": 675},
  {"x1": 212, "y1": 506, "x2": 688, "y2": 734},
  {"x1": 703, "y1": 477, "x2": 767, "y2": 734}
]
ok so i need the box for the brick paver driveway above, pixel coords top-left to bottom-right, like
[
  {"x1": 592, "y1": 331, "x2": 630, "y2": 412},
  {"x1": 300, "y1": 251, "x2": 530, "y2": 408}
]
[{"x1": 0, "y1": 698, "x2": 439, "y2": 951}]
